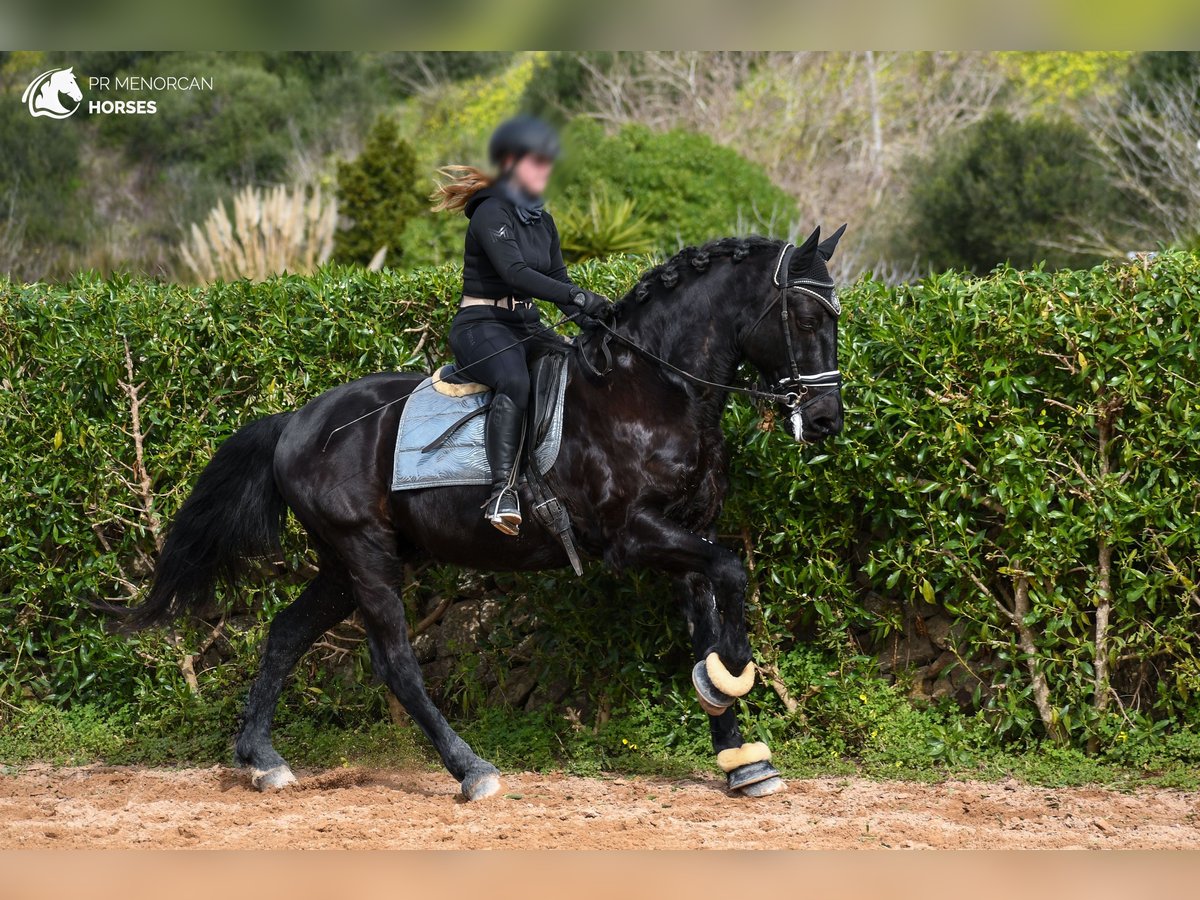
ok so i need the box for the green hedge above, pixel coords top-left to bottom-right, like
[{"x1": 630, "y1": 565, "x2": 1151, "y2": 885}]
[
  {"x1": 2, "y1": 252, "x2": 1199, "y2": 756},
  {"x1": 725, "y1": 256, "x2": 1200, "y2": 748}
]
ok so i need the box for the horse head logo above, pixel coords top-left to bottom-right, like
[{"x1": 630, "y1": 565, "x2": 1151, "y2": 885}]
[{"x1": 21, "y1": 67, "x2": 83, "y2": 120}]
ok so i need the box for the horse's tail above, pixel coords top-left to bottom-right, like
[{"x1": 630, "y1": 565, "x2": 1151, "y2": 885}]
[{"x1": 114, "y1": 412, "x2": 294, "y2": 632}]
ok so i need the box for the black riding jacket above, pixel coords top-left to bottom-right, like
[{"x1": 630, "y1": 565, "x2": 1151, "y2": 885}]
[{"x1": 461, "y1": 184, "x2": 577, "y2": 315}]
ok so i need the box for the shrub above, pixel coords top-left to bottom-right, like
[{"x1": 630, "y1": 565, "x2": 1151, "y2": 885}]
[
  {"x1": 382, "y1": 52, "x2": 514, "y2": 95},
  {"x1": 96, "y1": 53, "x2": 312, "y2": 186},
  {"x1": 552, "y1": 119, "x2": 798, "y2": 251},
  {"x1": 520, "y1": 52, "x2": 611, "y2": 124},
  {"x1": 178, "y1": 183, "x2": 337, "y2": 282},
  {"x1": 1124, "y1": 51, "x2": 1200, "y2": 108},
  {"x1": 554, "y1": 188, "x2": 656, "y2": 262},
  {"x1": 2, "y1": 252, "x2": 1198, "y2": 757},
  {"x1": 901, "y1": 111, "x2": 1112, "y2": 273},
  {"x1": 332, "y1": 116, "x2": 426, "y2": 267},
  {"x1": 0, "y1": 99, "x2": 85, "y2": 278},
  {"x1": 722, "y1": 255, "x2": 1200, "y2": 747},
  {"x1": 411, "y1": 53, "x2": 541, "y2": 169}
]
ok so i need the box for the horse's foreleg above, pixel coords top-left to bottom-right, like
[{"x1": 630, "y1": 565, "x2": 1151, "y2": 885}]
[
  {"x1": 235, "y1": 566, "x2": 355, "y2": 790},
  {"x1": 617, "y1": 512, "x2": 753, "y2": 672},
  {"x1": 677, "y1": 572, "x2": 786, "y2": 797},
  {"x1": 617, "y1": 515, "x2": 782, "y2": 796},
  {"x1": 678, "y1": 573, "x2": 744, "y2": 750}
]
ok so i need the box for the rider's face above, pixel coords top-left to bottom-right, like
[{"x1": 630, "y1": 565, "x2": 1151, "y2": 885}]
[{"x1": 509, "y1": 153, "x2": 554, "y2": 196}]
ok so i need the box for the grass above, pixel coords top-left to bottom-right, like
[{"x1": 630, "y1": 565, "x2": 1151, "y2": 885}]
[{"x1": 3, "y1": 696, "x2": 1199, "y2": 793}]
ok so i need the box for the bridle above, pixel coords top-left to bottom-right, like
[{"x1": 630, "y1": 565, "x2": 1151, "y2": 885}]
[
  {"x1": 741, "y1": 241, "x2": 843, "y2": 415},
  {"x1": 581, "y1": 242, "x2": 843, "y2": 437}
]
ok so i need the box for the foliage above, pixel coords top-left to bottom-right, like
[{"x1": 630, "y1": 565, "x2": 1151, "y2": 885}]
[
  {"x1": 520, "y1": 52, "x2": 612, "y2": 125},
  {"x1": 0, "y1": 98, "x2": 86, "y2": 276},
  {"x1": 386, "y1": 53, "x2": 547, "y2": 269},
  {"x1": 379, "y1": 52, "x2": 514, "y2": 95},
  {"x1": 1124, "y1": 51, "x2": 1200, "y2": 109},
  {"x1": 0, "y1": 51, "x2": 1174, "y2": 285},
  {"x1": 408, "y1": 53, "x2": 542, "y2": 169},
  {"x1": 554, "y1": 187, "x2": 656, "y2": 262},
  {"x1": 179, "y1": 184, "x2": 337, "y2": 282},
  {"x1": 553, "y1": 119, "x2": 798, "y2": 251},
  {"x1": 2, "y1": 252, "x2": 1199, "y2": 773},
  {"x1": 999, "y1": 51, "x2": 1131, "y2": 108},
  {"x1": 1086, "y1": 58, "x2": 1200, "y2": 257},
  {"x1": 332, "y1": 116, "x2": 426, "y2": 267},
  {"x1": 396, "y1": 212, "x2": 466, "y2": 270},
  {"x1": 95, "y1": 53, "x2": 314, "y2": 186},
  {"x1": 900, "y1": 111, "x2": 1112, "y2": 273}
]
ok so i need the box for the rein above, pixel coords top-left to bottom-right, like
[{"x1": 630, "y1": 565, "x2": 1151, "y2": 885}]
[{"x1": 581, "y1": 241, "x2": 842, "y2": 414}]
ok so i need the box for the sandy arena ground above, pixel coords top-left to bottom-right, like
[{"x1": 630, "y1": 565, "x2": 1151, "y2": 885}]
[{"x1": 1, "y1": 765, "x2": 1198, "y2": 849}]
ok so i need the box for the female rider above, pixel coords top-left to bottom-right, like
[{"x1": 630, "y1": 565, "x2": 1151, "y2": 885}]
[{"x1": 432, "y1": 116, "x2": 613, "y2": 536}]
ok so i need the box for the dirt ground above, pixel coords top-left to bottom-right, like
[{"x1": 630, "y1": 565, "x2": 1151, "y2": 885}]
[{"x1": 1, "y1": 764, "x2": 1198, "y2": 849}]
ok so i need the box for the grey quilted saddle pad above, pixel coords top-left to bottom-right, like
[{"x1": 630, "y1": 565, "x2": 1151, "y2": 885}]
[{"x1": 391, "y1": 363, "x2": 568, "y2": 492}]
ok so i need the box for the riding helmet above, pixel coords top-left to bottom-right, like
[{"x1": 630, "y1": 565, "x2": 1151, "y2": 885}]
[{"x1": 488, "y1": 115, "x2": 561, "y2": 167}]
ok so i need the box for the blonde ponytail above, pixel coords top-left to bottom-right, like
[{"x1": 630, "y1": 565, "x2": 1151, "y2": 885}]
[{"x1": 430, "y1": 165, "x2": 495, "y2": 213}]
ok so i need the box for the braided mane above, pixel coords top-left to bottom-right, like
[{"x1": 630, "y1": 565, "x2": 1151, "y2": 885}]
[{"x1": 620, "y1": 235, "x2": 781, "y2": 307}]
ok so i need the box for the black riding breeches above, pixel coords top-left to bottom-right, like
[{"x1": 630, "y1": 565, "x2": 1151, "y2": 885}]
[{"x1": 448, "y1": 311, "x2": 537, "y2": 412}]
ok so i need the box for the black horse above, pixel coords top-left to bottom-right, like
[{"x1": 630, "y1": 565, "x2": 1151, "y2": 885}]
[{"x1": 119, "y1": 227, "x2": 846, "y2": 800}]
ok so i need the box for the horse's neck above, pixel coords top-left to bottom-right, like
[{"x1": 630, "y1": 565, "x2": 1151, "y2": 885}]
[
  {"x1": 38, "y1": 82, "x2": 62, "y2": 109},
  {"x1": 615, "y1": 274, "x2": 743, "y2": 428}
]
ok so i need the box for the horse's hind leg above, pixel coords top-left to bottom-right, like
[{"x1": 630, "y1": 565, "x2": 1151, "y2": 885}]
[
  {"x1": 235, "y1": 563, "x2": 355, "y2": 790},
  {"x1": 341, "y1": 527, "x2": 501, "y2": 801}
]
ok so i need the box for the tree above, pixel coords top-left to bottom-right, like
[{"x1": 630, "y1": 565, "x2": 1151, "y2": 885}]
[
  {"x1": 97, "y1": 53, "x2": 312, "y2": 186},
  {"x1": 1082, "y1": 75, "x2": 1200, "y2": 255},
  {"x1": 901, "y1": 111, "x2": 1111, "y2": 273},
  {"x1": 333, "y1": 116, "x2": 426, "y2": 266},
  {"x1": 1125, "y1": 51, "x2": 1200, "y2": 108},
  {"x1": 520, "y1": 52, "x2": 612, "y2": 125},
  {"x1": 0, "y1": 100, "x2": 85, "y2": 279}
]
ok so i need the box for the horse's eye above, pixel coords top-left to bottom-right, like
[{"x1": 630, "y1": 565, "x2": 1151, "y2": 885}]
[{"x1": 796, "y1": 318, "x2": 818, "y2": 332}]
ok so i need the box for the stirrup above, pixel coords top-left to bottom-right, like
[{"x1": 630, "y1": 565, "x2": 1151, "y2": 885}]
[{"x1": 484, "y1": 486, "x2": 522, "y2": 536}]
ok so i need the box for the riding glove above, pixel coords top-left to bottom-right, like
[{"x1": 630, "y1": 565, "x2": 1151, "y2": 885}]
[{"x1": 571, "y1": 288, "x2": 615, "y2": 326}]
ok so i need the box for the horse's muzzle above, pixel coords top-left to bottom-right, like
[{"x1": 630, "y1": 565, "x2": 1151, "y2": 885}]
[{"x1": 789, "y1": 396, "x2": 842, "y2": 444}]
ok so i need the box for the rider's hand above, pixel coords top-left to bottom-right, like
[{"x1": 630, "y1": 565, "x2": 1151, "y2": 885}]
[{"x1": 570, "y1": 289, "x2": 614, "y2": 324}]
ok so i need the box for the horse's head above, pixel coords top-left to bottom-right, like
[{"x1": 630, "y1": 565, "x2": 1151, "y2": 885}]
[
  {"x1": 740, "y1": 226, "x2": 846, "y2": 444},
  {"x1": 54, "y1": 68, "x2": 83, "y2": 102}
]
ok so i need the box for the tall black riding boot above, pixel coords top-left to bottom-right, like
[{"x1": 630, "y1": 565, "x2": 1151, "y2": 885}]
[{"x1": 483, "y1": 393, "x2": 524, "y2": 535}]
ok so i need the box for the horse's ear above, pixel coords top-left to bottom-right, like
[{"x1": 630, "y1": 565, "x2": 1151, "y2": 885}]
[
  {"x1": 784, "y1": 227, "x2": 821, "y2": 281},
  {"x1": 818, "y1": 224, "x2": 847, "y2": 261},
  {"x1": 793, "y1": 226, "x2": 821, "y2": 263}
]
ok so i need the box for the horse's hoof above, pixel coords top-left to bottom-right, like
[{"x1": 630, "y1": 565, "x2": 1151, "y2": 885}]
[
  {"x1": 692, "y1": 660, "x2": 734, "y2": 715},
  {"x1": 717, "y1": 741, "x2": 772, "y2": 774},
  {"x1": 739, "y1": 776, "x2": 787, "y2": 798},
  {"x1": 726, "y1": 760, "x2": 780, "y2": 792},
  {"x1": 251, "y1": 764, "x2": 297, "y2": 791},
  {"x1": 461, "y1": 767, "x2": 502, "y2": 802}
]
